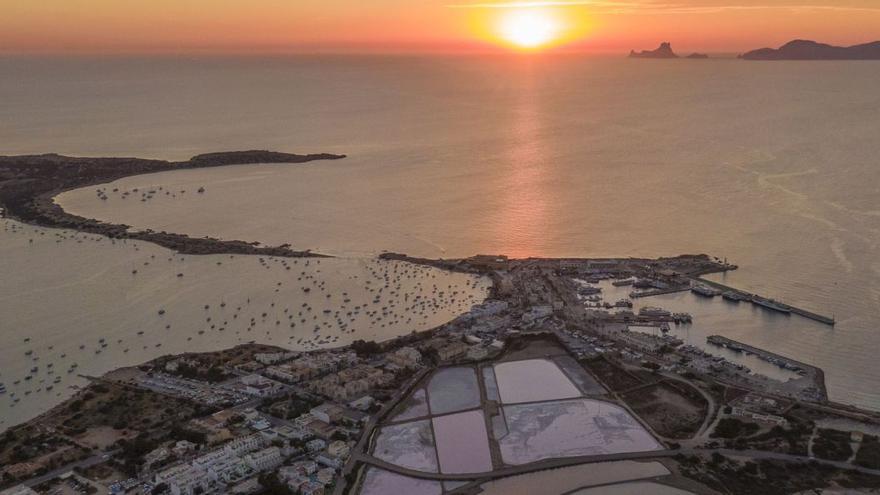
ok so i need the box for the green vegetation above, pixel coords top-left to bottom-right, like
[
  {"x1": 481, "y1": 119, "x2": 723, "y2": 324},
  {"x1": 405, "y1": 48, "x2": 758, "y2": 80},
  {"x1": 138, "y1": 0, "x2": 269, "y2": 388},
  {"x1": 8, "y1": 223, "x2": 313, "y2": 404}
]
[
  {"x1": 812, "y1": 428, "x2": 853, "y2": 462},
  {"x1": 171, "y1": 362, "x2": 229, "y2": 383},
  {"x1": 263, "y1": 393, "x2": 322, "y2": 420},
  {"x1": 257, "y1": 472, "x2": 294, "y2": 495},
  {"x1": 724, "y1": 419, "x2": 813, "y2": 456},
  {"x1": 678, "y1": 454, "x2": 880, "y2": 495},
  {"x1": 351, "y1": 339, "x2": 382, "y2": 356},
  {"x1": 855, "y1": 435, "x2": 880, "y2": 470},
  {"x1": 711, "y1": 418, "x2": 760, "y2": 439}
]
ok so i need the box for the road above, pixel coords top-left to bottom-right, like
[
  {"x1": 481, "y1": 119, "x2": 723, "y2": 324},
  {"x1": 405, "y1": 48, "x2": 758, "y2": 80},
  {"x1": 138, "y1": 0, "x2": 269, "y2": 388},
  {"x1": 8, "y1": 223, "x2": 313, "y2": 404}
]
[
  {"x1": 350, "y1": 449, "x2": 678, "y2": 482},
  {"x1": 345, "y1": 445, "x2": 880, "y2": 488},
  {"x1": 332, "y1": 367, "x2": 431, "y2": 495},
  {"x1": 22, "y1": 449, "x2": 120, "y2": 488}
]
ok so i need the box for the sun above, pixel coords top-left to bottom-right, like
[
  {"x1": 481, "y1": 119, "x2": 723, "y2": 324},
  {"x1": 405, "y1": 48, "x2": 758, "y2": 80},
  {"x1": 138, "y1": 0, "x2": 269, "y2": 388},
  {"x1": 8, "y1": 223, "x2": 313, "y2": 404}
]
[{"x1": 497, "y1": 9, "x2": 561, "y2": 50}]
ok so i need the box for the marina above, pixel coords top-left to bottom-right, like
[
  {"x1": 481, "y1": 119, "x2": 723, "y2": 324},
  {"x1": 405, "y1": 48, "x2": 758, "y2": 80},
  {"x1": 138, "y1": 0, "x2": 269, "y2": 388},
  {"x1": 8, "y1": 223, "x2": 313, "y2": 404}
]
[{"x1": 706, "y1": 335, "x2": 826, "y2": 398}]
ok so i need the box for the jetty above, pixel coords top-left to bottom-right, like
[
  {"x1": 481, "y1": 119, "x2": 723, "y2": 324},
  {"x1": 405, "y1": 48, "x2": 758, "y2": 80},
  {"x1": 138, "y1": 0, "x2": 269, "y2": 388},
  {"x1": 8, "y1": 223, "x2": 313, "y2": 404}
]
[
  {"x1": 696, "y1": 278, "x2": 835, "y2": 326},
  {"x1": 706, "y1": 335, "x2": 827, "y2": 400}
]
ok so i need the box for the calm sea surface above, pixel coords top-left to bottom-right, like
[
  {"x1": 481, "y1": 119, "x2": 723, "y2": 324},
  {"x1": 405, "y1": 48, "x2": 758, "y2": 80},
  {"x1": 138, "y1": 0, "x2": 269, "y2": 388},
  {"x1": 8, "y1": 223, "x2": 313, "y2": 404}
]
[{"x1": 3, "y1": 55, "x2": 880, "y2": 424}]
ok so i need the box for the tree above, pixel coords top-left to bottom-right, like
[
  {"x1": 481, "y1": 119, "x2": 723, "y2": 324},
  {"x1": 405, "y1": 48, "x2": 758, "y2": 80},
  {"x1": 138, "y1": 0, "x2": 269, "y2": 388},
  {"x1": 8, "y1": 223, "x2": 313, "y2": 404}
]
[{"x1": 351, "y1": 339, "x2": 381, "y2": 356}]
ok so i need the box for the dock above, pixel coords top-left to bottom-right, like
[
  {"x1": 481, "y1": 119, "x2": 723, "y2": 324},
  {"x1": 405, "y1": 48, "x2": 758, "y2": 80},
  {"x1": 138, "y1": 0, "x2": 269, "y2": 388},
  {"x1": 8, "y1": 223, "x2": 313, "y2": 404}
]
[
  {"x1": 706, "y1": 335, "x2": 827, "y2": 400},
  {"x1": 629, "y1": 287, "x2": 690, "y2": 299},
  {"x1": 696, "y1": 278, "x2": 835, "y2": 326}
]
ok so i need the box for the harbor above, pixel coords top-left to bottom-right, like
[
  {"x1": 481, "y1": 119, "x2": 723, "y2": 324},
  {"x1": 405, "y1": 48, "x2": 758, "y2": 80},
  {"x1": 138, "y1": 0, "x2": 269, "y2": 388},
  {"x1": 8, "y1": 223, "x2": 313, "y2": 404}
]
[
  {"x1": 706, "y1": 335, "x2": 827, "y2": 400},
  {"x1": 695, "y1": 278, "x2": 836, "y2": 326}
]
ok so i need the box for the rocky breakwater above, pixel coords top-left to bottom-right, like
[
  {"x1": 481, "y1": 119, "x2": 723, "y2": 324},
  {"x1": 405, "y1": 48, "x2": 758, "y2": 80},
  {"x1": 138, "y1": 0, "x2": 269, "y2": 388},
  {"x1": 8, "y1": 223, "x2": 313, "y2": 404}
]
[{"x1": 0, "y1": 150, "x2": 345, "y2": 257}]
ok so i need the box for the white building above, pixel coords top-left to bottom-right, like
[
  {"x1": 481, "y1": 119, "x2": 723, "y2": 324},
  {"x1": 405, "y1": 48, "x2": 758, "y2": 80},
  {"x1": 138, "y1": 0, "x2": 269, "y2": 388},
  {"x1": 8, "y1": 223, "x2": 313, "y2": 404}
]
[
  {"x1": 387, "y1": 347, "x2": 422, "y2": 368},
  {"x1": 207, "y1": 456, "x2": 248, "y2": 483},
  {"x1": 310, "y1": 403, "x2": 344, "y2": 424},
  {"x1": 244, "y1": 446, "x2": 283, "y2": 472},
  {"x1": 224, "y1": 433, "x2": 266, "y2": 457},
  {"x1": 348, "y1": 396, "x2": 375, "y2": 411},
  {"x1": 327, "y1": 440, "x2": 350, "y2": 459},
  {"x1": 240, "y1": 374, "x2": 284, "y2": 397},
  {"x1": 306, "y1": 439, "x2": 327, "y2": 452},
  {"x1": 155, "y1": 464, "x2": 209, "y2": 495}
]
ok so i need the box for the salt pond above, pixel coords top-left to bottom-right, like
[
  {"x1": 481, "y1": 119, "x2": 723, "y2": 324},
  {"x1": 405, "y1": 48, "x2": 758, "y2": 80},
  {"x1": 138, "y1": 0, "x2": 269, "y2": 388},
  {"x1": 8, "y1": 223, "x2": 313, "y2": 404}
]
[
  {"x1": 477, "y1": 461, "x2": 672, "y2": 495},
  {"x1": 392, "y1": 388, "x2": 429, "y2": 422},
  {"x1": 572, "y1": 481, "x2": 695, "y2": 494},
  {"x1": 494, "y1": 359, "x2": 582, "y2": 404},
  {"x1": 359, "y1": 468, "x2": 442, "y2": 495},
  {"x1": 499, "y1": 399, "x2": 662, "y2": 465},
  {"x1": 427, "y1": 367, "x2": 480, "y2": 415},
  {"x1": 372, "y1": 420, "x2": 438, "y2": 472},
  {"x1": 432, "y1": 410, "x2": 493, "y2": 474}
]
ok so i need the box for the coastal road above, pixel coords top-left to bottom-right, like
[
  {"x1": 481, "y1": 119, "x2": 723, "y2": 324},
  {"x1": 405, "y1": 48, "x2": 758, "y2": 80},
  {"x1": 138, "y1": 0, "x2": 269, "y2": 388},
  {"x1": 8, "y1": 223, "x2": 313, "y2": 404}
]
[
  {"x1": 349, "y1": 449, "x2": 678, "y2": 482},
  {"x1": 22, "y1": 448, "x2": 120, "y2": 488},
  {"x1": 347, "y1": 446, "x2": 880, "y2": 486}
]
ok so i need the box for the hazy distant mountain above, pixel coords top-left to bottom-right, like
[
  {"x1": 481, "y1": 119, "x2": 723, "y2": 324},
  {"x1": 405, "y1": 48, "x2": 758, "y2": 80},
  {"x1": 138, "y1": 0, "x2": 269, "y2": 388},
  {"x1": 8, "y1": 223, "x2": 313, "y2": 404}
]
[
  {"x1": 629, "y1": 42, "x2": 678, "y2": 59},
  {"x1": 741, "y1": 39, "x2": 880, "y2": 60}
]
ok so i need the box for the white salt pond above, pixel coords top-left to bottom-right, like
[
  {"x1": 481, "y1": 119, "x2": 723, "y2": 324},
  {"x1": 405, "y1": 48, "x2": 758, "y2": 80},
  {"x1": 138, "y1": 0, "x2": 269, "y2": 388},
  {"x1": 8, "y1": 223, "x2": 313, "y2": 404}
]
[
  {"x1": 427, "y1": 367, "x2": 480, "y2": 415},
  {"x1": 372, "y1": 420, "x2": 438, "y2": 473},
  {"x1": 432, "y1": 410, "x2": 493, "y2": 474},
  {"x1": 499, "y1": 399, "x2": 662, "y2": 465},
  {"x1": 494, "y1": 359, "x2": 582, "y2": 404},
  {"x1": 359, "y1": 468, "x2": 442, "y2": 495},
  {"x1": 392, "y1": 388, "x2": 429, "y2": 422},
  {"x1": 0, "y1": 218, "x2": 489, "y2": 431},
  {"x1": 373, "y1": 354, "x2": 662, "y2": 478}
]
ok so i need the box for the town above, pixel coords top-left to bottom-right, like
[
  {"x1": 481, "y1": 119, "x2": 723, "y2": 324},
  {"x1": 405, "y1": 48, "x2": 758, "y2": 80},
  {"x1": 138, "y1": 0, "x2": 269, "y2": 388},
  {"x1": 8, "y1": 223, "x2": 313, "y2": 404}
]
[{"x1": 3, "y1": 254, "x2": 880, "y2": 495}]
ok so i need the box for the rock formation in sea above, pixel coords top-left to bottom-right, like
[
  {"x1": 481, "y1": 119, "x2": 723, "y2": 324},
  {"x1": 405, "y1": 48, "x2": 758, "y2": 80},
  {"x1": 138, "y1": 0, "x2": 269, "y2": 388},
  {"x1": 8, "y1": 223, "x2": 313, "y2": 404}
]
[
  {"x1": 741, "y1": 39, "x2": 880, "y2": 60},
  {"x1": 629, "y1": 42, "x2": 678, "y2": 59}
]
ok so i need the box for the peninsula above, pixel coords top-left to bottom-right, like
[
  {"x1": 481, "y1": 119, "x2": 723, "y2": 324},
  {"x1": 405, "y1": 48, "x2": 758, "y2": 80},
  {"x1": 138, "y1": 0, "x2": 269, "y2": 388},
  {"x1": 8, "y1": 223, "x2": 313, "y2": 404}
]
[
  {"x1": 741, "y1": 39, "x2": 880, "y2": 60},
  {"x1": 0, "y1": 151, "x2": 345, "y2": 257}
]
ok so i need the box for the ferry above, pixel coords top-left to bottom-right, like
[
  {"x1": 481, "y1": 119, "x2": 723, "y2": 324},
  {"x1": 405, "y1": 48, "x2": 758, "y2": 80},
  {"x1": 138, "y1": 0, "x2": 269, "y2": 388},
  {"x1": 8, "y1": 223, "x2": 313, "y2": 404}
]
[
  {"x1": 612, "y1": 278, "x2": 635, "y2": 287},
  {"x1": 639, "y1": 306, "x2": 671, "y2": 317},
  {"x1": 722, "y1": 291, "x2": 748, "y2": 302},
  {"x1": 672, "y1": 312, "x2": 693, "y2": 323},
  {"x1": 691, "y1": 284, "x2": 721, "y2": 297},
  {"x1": 578, "y1": 285, "x2": 602, "y2": 296},
  {"x1": 751, "y1": 296, "x2": 791, "y2": 314}
]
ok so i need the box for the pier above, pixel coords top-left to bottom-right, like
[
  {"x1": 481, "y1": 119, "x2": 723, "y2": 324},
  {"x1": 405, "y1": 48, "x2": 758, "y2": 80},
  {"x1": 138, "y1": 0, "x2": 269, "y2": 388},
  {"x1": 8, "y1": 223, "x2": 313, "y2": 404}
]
[
  {"x1": 696, "y1": 278, "x2": 835, "y2": 326},
  {"x1": 629, "y1": 287, "x2": 690, "y2": 299},
  {"x1": 706, "y1": 335, "x2": 827, "y2": 401}
]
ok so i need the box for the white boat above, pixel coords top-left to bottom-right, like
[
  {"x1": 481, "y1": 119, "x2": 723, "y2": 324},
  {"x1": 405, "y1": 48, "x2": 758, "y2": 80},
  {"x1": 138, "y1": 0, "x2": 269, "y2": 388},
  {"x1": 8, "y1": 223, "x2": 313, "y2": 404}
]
[{"x1": 639, "y1": 306, "x2": 671, "y2": 317}]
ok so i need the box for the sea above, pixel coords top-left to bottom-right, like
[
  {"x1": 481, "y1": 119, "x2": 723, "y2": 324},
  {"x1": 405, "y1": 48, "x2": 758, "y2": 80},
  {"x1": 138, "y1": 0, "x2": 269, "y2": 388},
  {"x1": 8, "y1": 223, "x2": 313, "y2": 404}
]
[{"x1": 2, "y1": 54, "x2": 880, "y2": 429}]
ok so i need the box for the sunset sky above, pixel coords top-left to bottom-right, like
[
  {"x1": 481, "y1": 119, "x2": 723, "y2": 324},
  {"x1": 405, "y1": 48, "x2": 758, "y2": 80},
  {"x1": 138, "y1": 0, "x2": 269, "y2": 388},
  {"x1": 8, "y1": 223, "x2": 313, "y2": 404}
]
[{"x1": 2, "y1": 0, "x2": 879, "y2": 54}]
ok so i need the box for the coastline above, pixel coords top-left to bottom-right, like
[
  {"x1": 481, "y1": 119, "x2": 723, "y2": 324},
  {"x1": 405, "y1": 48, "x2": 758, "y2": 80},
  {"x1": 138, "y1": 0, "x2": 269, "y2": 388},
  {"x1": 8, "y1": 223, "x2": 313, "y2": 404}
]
[{"x1": 0, "y1": 150, "x2": 346, "y2": 258}]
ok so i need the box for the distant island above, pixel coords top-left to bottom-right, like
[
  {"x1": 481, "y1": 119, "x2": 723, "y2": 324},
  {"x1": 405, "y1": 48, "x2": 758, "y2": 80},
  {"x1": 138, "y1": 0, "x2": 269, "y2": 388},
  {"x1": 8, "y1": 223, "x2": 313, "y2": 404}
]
[
  {"x1": 629, "y1": 42, "x2": 709, "y2": 59},
  {"x1": 741, "y1": 39, "x2": 880, "y2": 60},
  {"x1": 0, "y1": 150, "x2": 345, "y2": 257}
]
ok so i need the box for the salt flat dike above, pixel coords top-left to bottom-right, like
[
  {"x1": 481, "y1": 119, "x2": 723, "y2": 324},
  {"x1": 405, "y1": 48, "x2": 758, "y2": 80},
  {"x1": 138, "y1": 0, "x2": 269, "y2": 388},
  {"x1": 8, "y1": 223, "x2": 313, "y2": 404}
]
[
  {"x1": 741, "y1": 39, "x2": 880, "y2": 60},
  {"x1": 0, "y1": 150, "x2": 345, "y2": 257}
]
